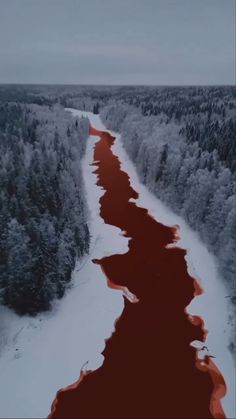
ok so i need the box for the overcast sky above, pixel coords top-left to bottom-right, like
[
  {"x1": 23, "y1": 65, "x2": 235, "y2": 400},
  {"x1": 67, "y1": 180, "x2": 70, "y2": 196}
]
[{"x1": 0, "y1": 0, "x2": 235, "y2": 85}]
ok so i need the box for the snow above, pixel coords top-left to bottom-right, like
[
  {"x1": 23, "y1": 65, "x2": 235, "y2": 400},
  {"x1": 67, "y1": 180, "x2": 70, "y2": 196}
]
[{"x1": 0, "y1": 108, "x2": 234, "y2": 419}]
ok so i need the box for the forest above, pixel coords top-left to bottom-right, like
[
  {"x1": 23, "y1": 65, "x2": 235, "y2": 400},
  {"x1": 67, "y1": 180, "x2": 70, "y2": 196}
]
[
  {"x1": 0, "y1": 100, "x2": 90, "y2": 314},
  {"x1": 0, "y1": 84, "x2": 235, "y2": 314}
]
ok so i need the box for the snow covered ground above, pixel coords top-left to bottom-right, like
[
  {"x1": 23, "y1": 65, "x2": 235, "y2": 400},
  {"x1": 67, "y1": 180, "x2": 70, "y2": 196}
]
[{"x1": 0, "y1": 108, "x2": 234, "y2": 418}]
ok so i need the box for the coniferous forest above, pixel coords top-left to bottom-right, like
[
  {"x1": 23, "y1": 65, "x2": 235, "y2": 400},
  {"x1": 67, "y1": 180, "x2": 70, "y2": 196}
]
[{"x1": 0, "y1": 98, "x2": 90, "y2": 314}]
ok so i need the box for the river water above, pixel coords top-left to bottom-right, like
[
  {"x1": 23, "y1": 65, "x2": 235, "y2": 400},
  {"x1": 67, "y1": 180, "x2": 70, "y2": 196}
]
[{"x1": 49, "y1": 125, "x2": 226, "y2": 418}]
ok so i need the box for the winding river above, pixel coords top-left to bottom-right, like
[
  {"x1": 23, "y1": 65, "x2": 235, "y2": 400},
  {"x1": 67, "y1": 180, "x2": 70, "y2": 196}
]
[{"x1": 49, "y1": 124, "x2": 226, "y2": 418}]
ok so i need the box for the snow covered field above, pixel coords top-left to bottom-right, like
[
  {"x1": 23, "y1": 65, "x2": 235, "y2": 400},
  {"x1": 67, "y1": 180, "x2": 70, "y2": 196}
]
[{"x1": 0, "y1": 108, "x2": 234, "y2": 418}]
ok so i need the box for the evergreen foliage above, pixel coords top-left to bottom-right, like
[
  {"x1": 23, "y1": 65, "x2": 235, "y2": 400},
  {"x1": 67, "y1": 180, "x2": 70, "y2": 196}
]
[{"x1": 0, "y1": 103, "x2": 90, "y2": 314}]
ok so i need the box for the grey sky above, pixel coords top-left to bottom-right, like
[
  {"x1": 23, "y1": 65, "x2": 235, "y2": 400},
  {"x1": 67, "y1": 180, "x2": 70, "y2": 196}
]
[{"x1": 0, "y1": 0, "x2": 235, "y2": 85}]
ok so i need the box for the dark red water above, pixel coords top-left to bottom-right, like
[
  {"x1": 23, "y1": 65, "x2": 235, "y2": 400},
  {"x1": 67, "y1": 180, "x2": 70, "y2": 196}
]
[{"x1": 49, "y1": 126, "x2": 226, "y2": 418}]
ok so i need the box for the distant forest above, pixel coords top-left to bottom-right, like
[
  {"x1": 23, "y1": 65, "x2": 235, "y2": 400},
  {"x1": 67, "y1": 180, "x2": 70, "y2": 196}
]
[{"x1": 0, "y1": 84, "x2": 235, "y2": 314}]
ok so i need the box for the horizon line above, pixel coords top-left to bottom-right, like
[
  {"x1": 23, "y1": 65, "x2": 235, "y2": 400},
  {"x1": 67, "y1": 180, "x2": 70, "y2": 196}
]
[{"x1": 0, "y1": 82, "x2": 235, "y2": 88}]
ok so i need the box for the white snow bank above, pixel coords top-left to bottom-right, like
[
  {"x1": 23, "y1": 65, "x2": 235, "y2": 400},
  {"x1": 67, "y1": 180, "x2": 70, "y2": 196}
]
[
  {"x1": 0, "y1": 110, "x2": 127, "y2": 418},
  {"x1": 66, "y1": 109, "x2": 235, "y2": 418}
]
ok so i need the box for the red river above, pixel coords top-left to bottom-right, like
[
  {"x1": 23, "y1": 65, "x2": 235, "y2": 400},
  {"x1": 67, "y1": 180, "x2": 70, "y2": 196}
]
[{"x1": 49, "y1": 125, "x2": 226, "y2": 418}]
